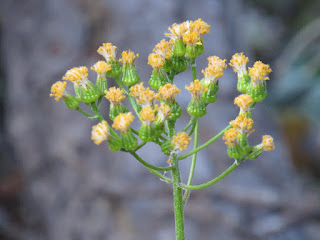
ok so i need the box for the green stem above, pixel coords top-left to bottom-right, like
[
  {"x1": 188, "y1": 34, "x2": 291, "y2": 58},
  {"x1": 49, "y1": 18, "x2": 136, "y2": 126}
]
[
  {"x1": 188, "y1": 117, "x2": 197, "y2": 136},
  {"x1": 182, "y1": 118, "x2": 193, "y2": 132},
  {"x1": 178, "y1": 124, "x2": 232, "y2": 160},
  {"x1": 171, "y1": 154, "x2": 185, "y2": 240},
  {"x1": 183, "y1": 118, "x2": 199, "y2": 204},
  {"x1": 180, "y1": 161, "x2": 238, "y2": 190},
  {"x1": 134, "y1": 142, "x2": 146, "y2": 152},
  {"x1": 97, "y1": 96, "x2": 103, "y2": 110},
  {"x1": 167, "y1": 119, "x2": 176, "y2": 138},
  {"x1": 76, "y1": 107, "x2": 95, "y2": 118},
  {"x1": 131, "y1": 128, "x2": 139, "y2": 136},
  {"x1": 191, "y1": 58, "x2": 196, "y2": 81},
  {"x1": 130, "y1": 152, "x2": 173, "y2": 172}
]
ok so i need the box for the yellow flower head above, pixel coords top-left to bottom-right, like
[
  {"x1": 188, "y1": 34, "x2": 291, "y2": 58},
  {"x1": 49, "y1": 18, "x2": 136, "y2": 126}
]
[
  {"x1": 139, "y1": 106, "x2": 157, "y2": 124},
  {"x1": 158, "y1": 102, "x2": 172, "y2": 120},
  {"x1": 182, "y1": 31, "x2": 202, "y2": 46},
  {"x1": 223, "y1": 128, "x2": 239, "y2": 146},
  {"x1": 157, "y1": 83, "x2": 181, "y2": 100},
  {"x1": 91, "y1": 120, "x2": 109, "y2": 145},
  {"x1": 50, "y1": 81, "x2": 67, "y2": 101},
  {"x1": 136, "y1": 88, "x2": 156, "y2": 107},
  {"x1": 148, "y1": 53, "x2": 164, "y2": 69},
  {"x1": 62, "y1": 66, "x2": 88, "y2": 86},
  {"x1": 97, "y1": 43, "x2": 117, "y2": 62},
  {"x1": 165, "y1": 22, "x2": 188, "y2": 40},
  {"x1": 153, "y1": 39, "x2": 173, "y2": 59},
  {"x1": 262, "y1": 135, "x2": 275, "y2": 151},
  {"x1": 191, "y1": 18, "x2": 210, "y2": 35},
  {"x1": 229, "y1": 52, "x2": 249, "y2": 77},
  {"x1": 185, "y1": 79, "x2": 208, "y2": 99},
  {"x1": 91, "y1": 61, "x2": 112, "y2": 77},
  {"x1": 119, "y1": 50, "x2": 139, "y2": 65},
  {"x1": 173, "y1": 132, "x2": 191, "y2": 152},
  {"x1": 202, "y1": 56, "x2": 227, "y2": 83},
  {"x1": 234, "y1": 94, "x2": 254, "y2": 113},
  {"x1": 249, "y1": 61, "x2": 272, "y2": 84},
  {"x1": 230, "y1": 115, "x2": 254, "y2": 134},
  {"x1": 112, "y1": 112, "x2": 135, "y2": 132},
  {"x1": 129, "y1": 82, "x2": 145, "y2": 98},
  {"x1": 105, "y1": 87, "x2": 126, "y2": 104}
]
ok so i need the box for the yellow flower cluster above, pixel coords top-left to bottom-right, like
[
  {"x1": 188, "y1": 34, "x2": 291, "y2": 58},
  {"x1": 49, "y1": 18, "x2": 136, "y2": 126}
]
[
  {"x1": 230, "y1": 116, "x2": 254, "y2": 134},
  {"x1": 50, "y1": 81, "x2": 67, "y2": 101},
  {"x1": 229, "y1": 52, "x2": 249, "y2": 77},
  {"x1": 153, "y1": 39, "x2": 173, "y2": 59},
  {"x1": 223, "y1": 128, "x2": 239, "y2": 146},
  {"x1": 112, "y1": 112, "x2": 135, "y2": 132},
  {"x1": 183, "y1": 31, "x2": 202, "y2": 46},
  {"x1": 157, "y1": 83, "x2": 181, "y2": 100},
  {"x1": 91, "y1": 120, "x2": 109, "y2": 145},
  {"x1": 202, "y1": 56, "x2": 227, "y2": 82},
  {"x1": 139, "y1": 106, "x2": 157, "y2": 123},
  {"x1": 262, "y1": 135, "x2": 275, "y2": 151},
  {"x1": 159, "y1": 103, "x2": 172, "y2": 119},
  {"x1": 62, "y1": 66, "x2": 88, "y2": 85},
  {"x1": 234, "y1": 94, "x2": 254, "y2": 113},
  {"x1": 173, "y1": 132, "x2": 191, "y2": 152},
  {"x1": 136, "y1": 88, "x2": 156, "y2": 107},
  {"x1": 91, "y1": 61, "x2": 111, "y2": 77},
  {"x1": 249, "y1": 61, "x2": 272, "y2": 84},
  {"x1": 185, "y1": 79, "x2": 208, "y2": 99},
  {"x1": 148, "y1": 53, "x2": 164, "y2": 69},
  {"x1": 97, "y1": 43, "x2": 117, "y2": 62},
  {"x1": 105, "y1": 87, "x2": 126, "y2": 104},
  {"x1": 119, "y1": 50, "x2": 139, "y2": 65},
  {"x1": 129, "y1": 82, "x2": 145, "y2": 98}
]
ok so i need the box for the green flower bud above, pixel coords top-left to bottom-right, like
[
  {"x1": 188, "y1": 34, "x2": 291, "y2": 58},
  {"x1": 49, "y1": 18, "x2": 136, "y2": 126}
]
[
  {"x1": 63, "y1": 94, "x2": 79, "y2": 109},
  {"x1": 187, "y1": 98, "x2": 207, "y2": 117},
  {"x1": 185, "y1": 44, "x2": 197, "y2": 59},
  {"x1": 171, "y1": 55, "x2": 188, "y2": 73},
  {"x1": 109, "y1": 103, "x2": 128, "y2": 120},
  {"x1": 200, "y1": 79, "x2": 219, "y2": 103},
  {"x1": 107, "y1": 134, "x2": 122, "y2": 152},
  {"x1": 149, "y1": 69, "x2": 168, "y2": 90},
  {"x1": 122, "y1": 65, "x2": 140, "y2": 86},
  {"x1": 173, "y1": 39, "x2": 186, "y2": 56},
  {"x1": 107, "y1": 60, "x2": 122, "y2": 78},
  {"x1": 162, "y1": 58, "x2": 173, "y2": 72},
  {"x1": 74, "y1": 84, "x2": 81, "y2": 100},
  {"x1": 138, "y1": 123, "x2": 155, "y2": 142},
  {"x1": 237, "y1": 72, "x2": 250, "y2": 93},
  {"x1": 248, "y1": 81, "x2": 267, "y2": 102},
  {"x1": 195, "y1": 38, "x2": 204, "y2": 56},
  {"x1": 166, "y1": 100, "x2": 182, "y2": 120},
  {"x1": 121, "y1": 130, "x2": 138, "y2": 150},
  {"x1": 161, "y1": 140, "x2": 174, "y2": 155},
  {"x1": 95, "y1": 76, "x2": 108, "y2": 95},
  {"x1": 80, "y1": 81, "x2": 100, "y2": 103},
  {"x1": 227, "y1": 144, "x2": 247, "y2": 159},
  {"x1": 246, "y1": 145, "x2": 263, "y2": 160}
]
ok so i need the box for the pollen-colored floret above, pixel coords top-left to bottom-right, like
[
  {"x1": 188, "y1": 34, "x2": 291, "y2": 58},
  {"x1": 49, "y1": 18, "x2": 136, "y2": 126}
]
[
  {"x1": 185, "y1": 79, "x2": 208, "y2": 99},
  {"x1": 139, "y1": 106, "x2": 157, "y2": 123},
  {"x1": 129, "y1": 82, "x2": 145, "y2": 98},
  {"x1": 91, "y1": 61, "x2": 112, "y2": 76},
  {"x1": 234, "y1": 94, "x2": 254, "y2": 112},
  {"x1": 165, "y1": 22, "x2": 188, "y2": 40},
  {"x1": 148, "y1": 53, "x2": 164, "y2": 69},
  {"x1": 119, "y1": 50, "x2": 139, "y2": 65},
  {"x1": 62, "y1": 66, "x2": 88, "y2": 85},
  {"x1": 230, "y1": 116, "x2": 254, "y2": 134},
  {"x1": 153, "y1": 39, "x2": 173, "y2": 59},
  {"x1": 173, "y1": 132, "x2": 191, "y2": 152},
  {"x1": 249, "y1": 61, "x2": 272, "y2": 84},
  {"x1": 229, "y1": 52, "x2": 249, "y2": 77},
  {"x1": 97, "y1": 43, "x2": 117, "y2": 62},
  {"x1": 136, "y1": 88, "x2": 156, "y2": 107},
  {"x1": 91, "y1": 120, "x2": 109, "y2": 145},
  {"x1": 112, "y1": 112, "x2": 135, "y2": 132},
  {"x1": 159, "y1": 102, "x2": 171, "y2": 119},
  {"x1": 191, "y1": 18, "x2": 210, "y2": 35},
  {"x1": 223, "y1": 128, "x2": 239, "y2": 146},
  {"x1": 262, "y1": 135, "x2": 275, "y2": 151},
  {"x1": 157, "y1": 83, "x2": 181, "y2": 100},
  {"x1": 182, "y1": 31, "x2": 202, "y2": 46},
  {"x1": 50, "y1": 81, "x2": 67, "y2": 101},
  {"x1": 202, "y1": 56, "x2": 227, "y2": 82},
  {"x1": 105, "y1": 87, "x2": 126, "y2": 104}
]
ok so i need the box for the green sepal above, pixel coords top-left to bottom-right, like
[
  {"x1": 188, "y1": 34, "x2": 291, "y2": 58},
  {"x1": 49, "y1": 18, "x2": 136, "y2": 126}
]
[
  {"x1": 166, "y1": 100, "x2": 182, "y2": 120},
  {"x1": 149, "y1": 69, "x2": 168, "y2": 90},
  {"x1": 109, "y1": 103, "x2": 128, "y2": 120},
  {"x1": 96, "y1": 76, "x2": 108, "y2": 95},
  {"x1": 171, "y1": 55, "x2": 188, "y2": 73},
  {"x1": 161, "y1": 140, "x2": 174, "y2": 155},
  {"x1": 185, "y1": 45, "x2": 197, "y2": 59},
  {"x1": 237, "y1": 72, "x2": 250, "y2": 93},
  {"x1": 162, "y1": 59, "x2": 173, "y2": 72},
  {"x1": 227, "y1": 143, "x2": 247, "y2": 159},
  {"x1": 238, "y1": 133, "x2": 251, "y2": 152},
  {"x1": 248, "y1": 81, "x2": 267, "y2": 102},
  {"x1": 200, "y1": 79, "x2": 219, "y2": 103},
  {"x1": 122, "y1": 65, "x2": 140, "y2": 86},
  {"x1": 246, "y1": 145, "x2": 263, "y2": 160},
  {"x1": 74, "y1": 84, "x2": 81, "y2": 100},
  {"x1": 107, "y1": 134, "x2": 122, "y2": 152},
  {"x1": 239, "y1": 111, "x2": 252, "y2": 119},
  {"x1": 195, "y1": 38, "x2": 204, "y2": 56},
  {"x1": 121, "y1": 130, "x2": 138, "y2": 150},
  {"x1": 138, "y1": 123, "x2": 155, "y2": 142},
  {"x1": 107, "y1": 60, "x2": 122, "y2": 79},
  {"x1": 80, "y1": 81, "x2": 100, "y2": 103},
  {"x1": 186, "y1": 98, "x2": 207, "y2": 117},
  {"x1": 173, "y1": 39, "x2": 186, "y2": 56},
  {"x1": 63, "y1": 94, "x2": 79, "y2": 109}
]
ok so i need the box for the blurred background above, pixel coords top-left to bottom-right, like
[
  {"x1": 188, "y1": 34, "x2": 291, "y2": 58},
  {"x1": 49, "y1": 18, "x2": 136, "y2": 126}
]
[{"x1": 0, "y1": 0, "x2": 320, "y2": 239}]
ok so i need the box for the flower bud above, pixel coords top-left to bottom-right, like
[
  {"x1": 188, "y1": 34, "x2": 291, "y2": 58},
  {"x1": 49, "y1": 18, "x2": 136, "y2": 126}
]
[
  {"x1": 79, "y1": 81, "x2": 100, "y2": 103},
  {"x1": 121, "y1": 130, "x2": 138, "y2": 150},
  {"x1": 186, "y1": 98, "x2": 207, "y2": 117},
  {"x1": 138, "y1": 123, "x2": 155, "y2": 142},
  {"x1": 96, "y1": 76, "x2": 108, "y2": 95},
  {"x1": 248, "y1": 81, "x2": 267, "y2": 102},
  {"x1": 109, "y1": 104, "x2": 128, "y2": 120},
  {"x1": 161, "y1": 140, "x2": 174, "y2": 155},
  {"x1": 149, "y1": 69, "x2": 168, "y2": 90},
  {"x1": 200, "y1": 79, "x2": 219, "y2": 103},
  {"x1": 122, "y1": 65, "x2": 140, "y2": 86},
  {"x1": 171, "y1": 55, "x2": 188, "y2": 73},
  {"x1": 107, "y1": 60, "x2": 122, "y2": 78},
  {"x1": 63, "y1": 94, "x2": 79, "y2": 109},
  {"x1": 173, "y1": 39, "x2": 186, "y2": 56},
  {"x1": 107, "y1": 134, "x2": 122, "y2": 152}
]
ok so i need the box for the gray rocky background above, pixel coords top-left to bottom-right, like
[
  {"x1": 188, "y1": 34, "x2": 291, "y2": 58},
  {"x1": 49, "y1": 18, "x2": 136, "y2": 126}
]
[{"x1": 0, "y1": 0, "x2": 320, "y2": 239}]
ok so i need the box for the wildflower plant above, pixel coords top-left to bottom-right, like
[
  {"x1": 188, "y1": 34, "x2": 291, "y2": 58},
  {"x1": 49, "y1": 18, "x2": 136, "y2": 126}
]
[{"x1": 50, "y1": 19, "x2": 275, "y2": 240}]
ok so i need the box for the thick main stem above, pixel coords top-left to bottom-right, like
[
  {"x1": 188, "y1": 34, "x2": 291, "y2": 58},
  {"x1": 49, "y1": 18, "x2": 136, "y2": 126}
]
[{"x1": 171, "y1": 154, "x2": 185, "y2": 240}]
